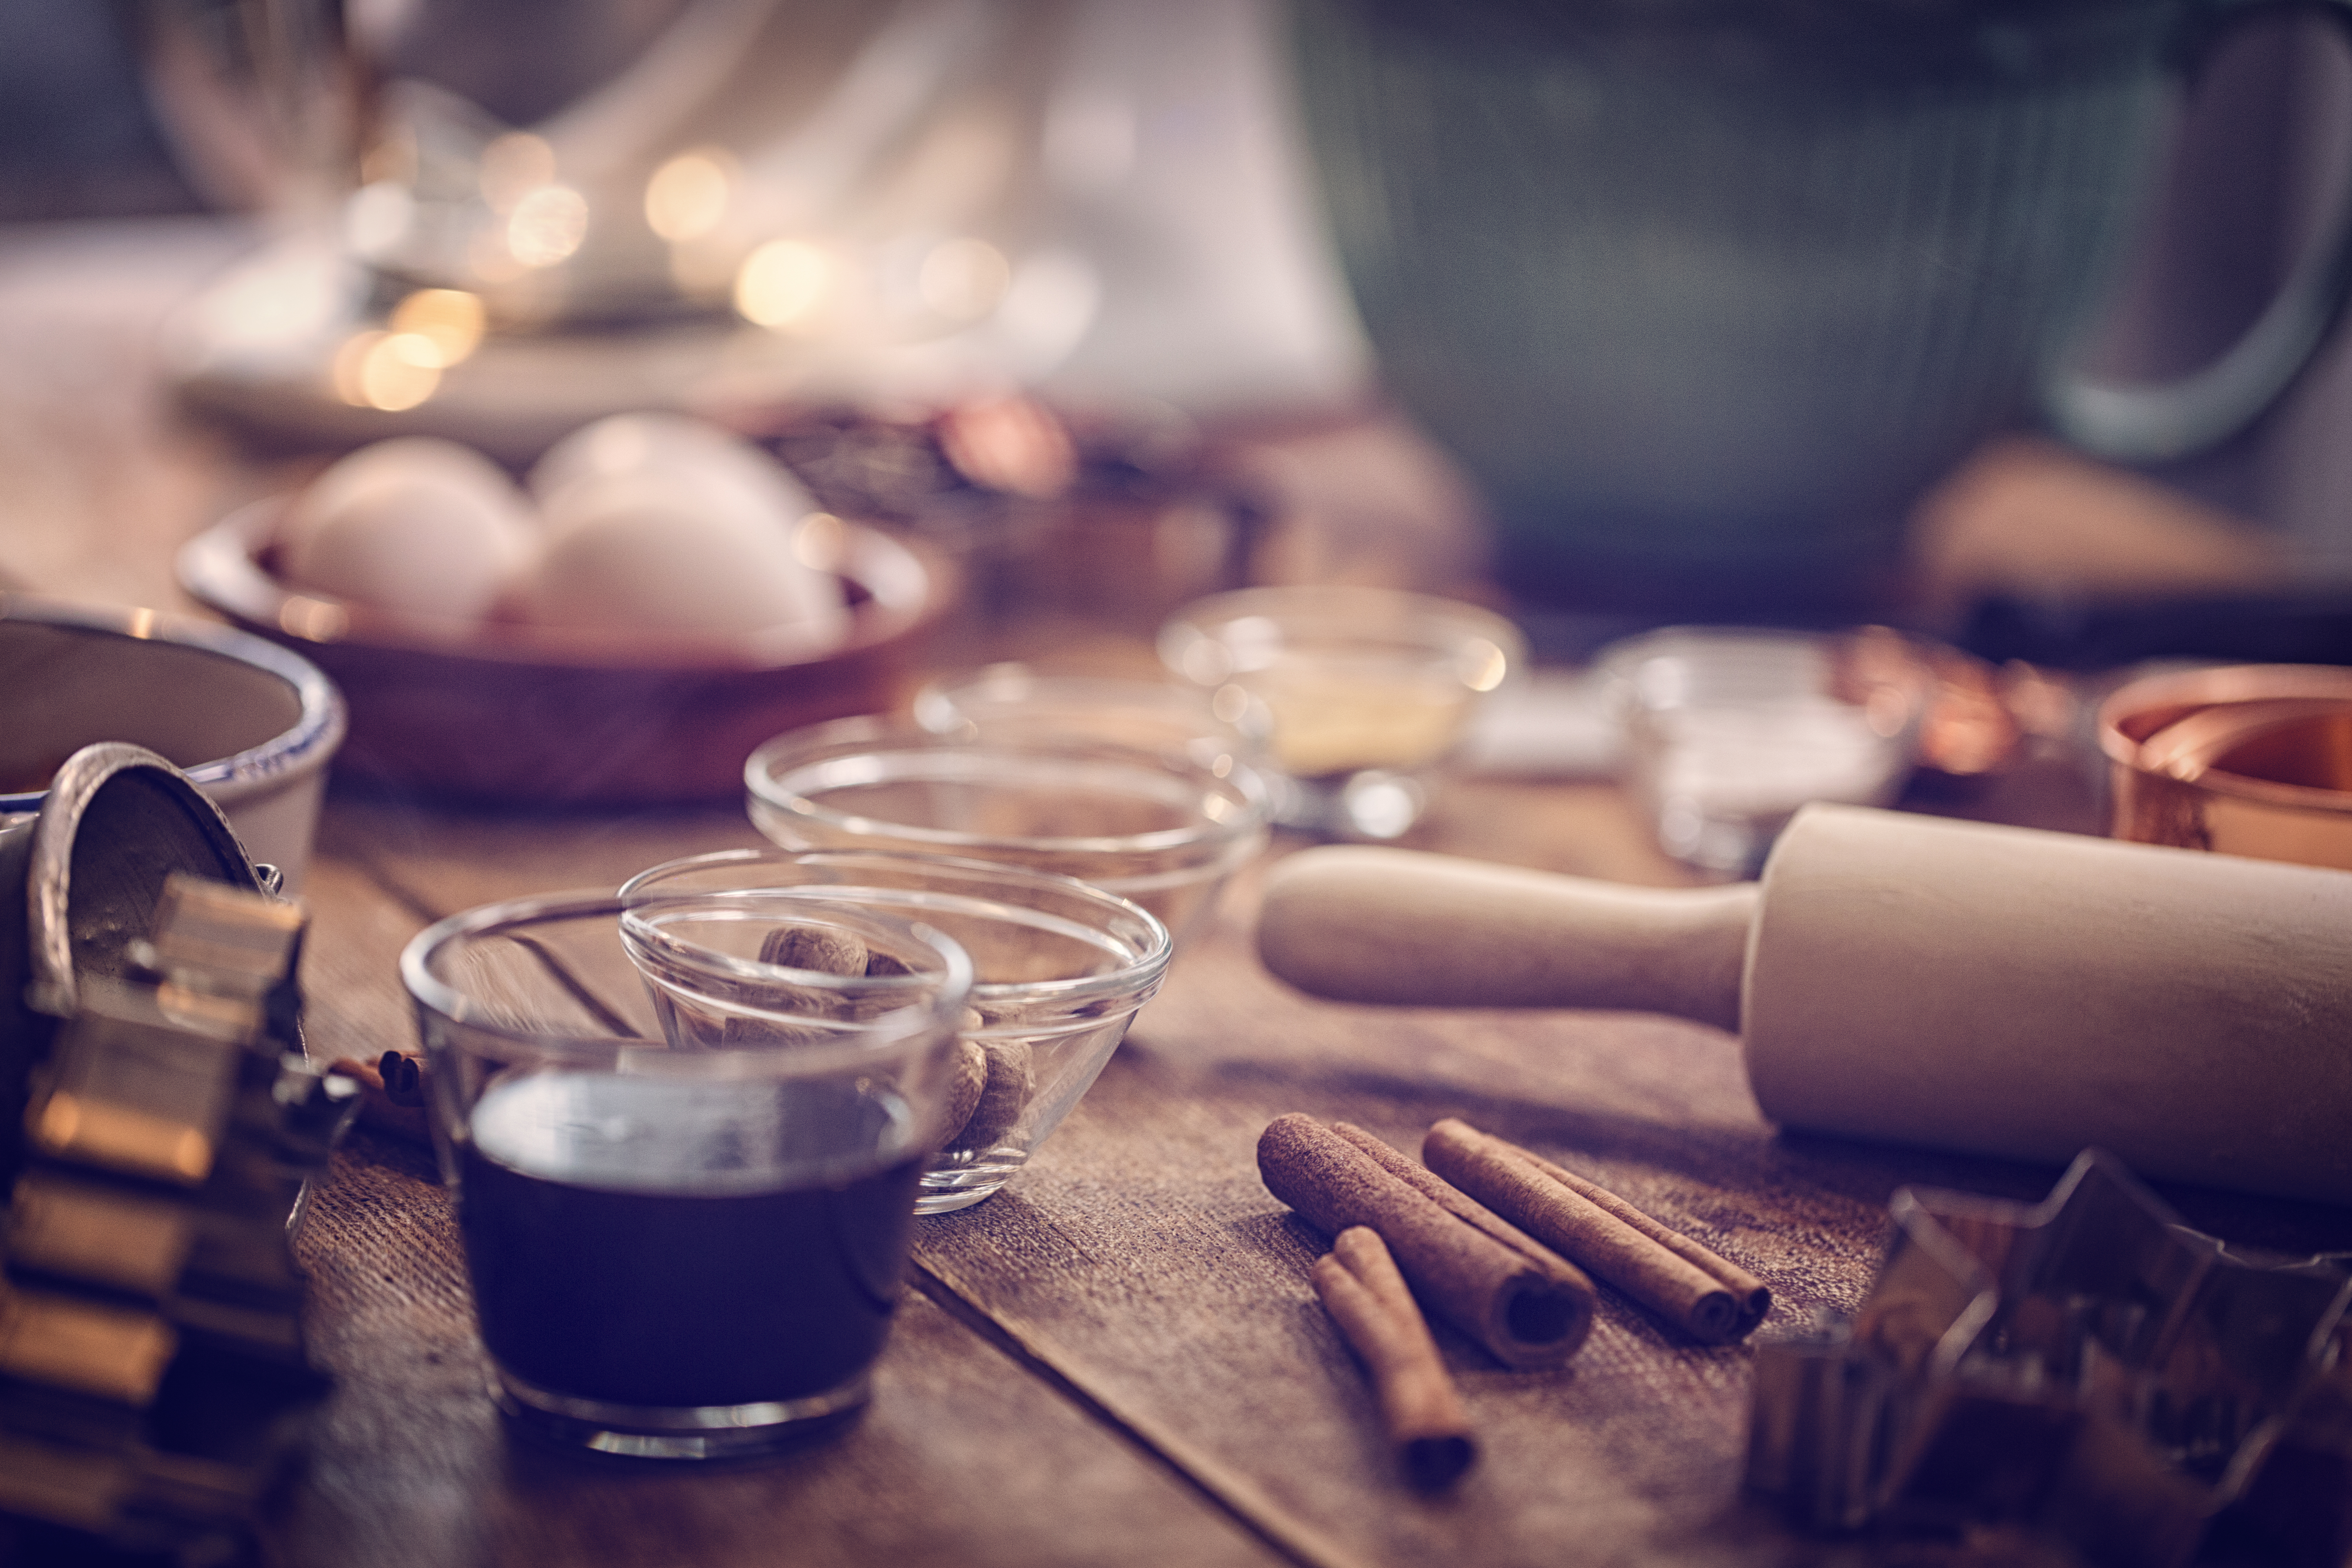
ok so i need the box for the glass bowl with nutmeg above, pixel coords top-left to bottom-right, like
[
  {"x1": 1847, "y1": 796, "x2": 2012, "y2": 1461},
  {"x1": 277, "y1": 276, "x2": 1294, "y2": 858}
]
[{"x1": 619, "y1": 848, "x2": 1172, "y2": 1214}]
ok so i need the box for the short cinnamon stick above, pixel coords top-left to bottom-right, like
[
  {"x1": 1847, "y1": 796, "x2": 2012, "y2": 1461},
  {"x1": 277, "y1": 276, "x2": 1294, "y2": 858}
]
[
  {"x1": 325, "y1": 1052, "x2": 430, "y2": 1142},
  {"x1": 1333, "y1": 1123, "x2": 1569, "y2": 1271},
  {"x1": 1312, "y1": 1227, "x2": 1477, "y2": 1489},
  {"x1": 1423, "y1": 1119, "x2": 1770, "y2": 1343},
  {"x1": 1258, "y1": 1113, "x2": 1594, "y2": 1368}
]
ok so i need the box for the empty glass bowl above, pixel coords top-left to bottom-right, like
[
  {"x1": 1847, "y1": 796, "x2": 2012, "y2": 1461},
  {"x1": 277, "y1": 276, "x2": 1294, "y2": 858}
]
[
  {"x1": 1600, "y1": 626, "x2": 1927, "y2": 878},
  {"x1": 912, "y1": 663, "x2": 1273, "y2": 778},
  {"x1": 744, "y1": 717, "x2": 1269, "y2": 945},
  {"x1": 1157, "y1": 586, "x2": 1526, "y2": 839},
  {"x1": 619, "y1": 849, "x2": 1172, "y2": 1213}
]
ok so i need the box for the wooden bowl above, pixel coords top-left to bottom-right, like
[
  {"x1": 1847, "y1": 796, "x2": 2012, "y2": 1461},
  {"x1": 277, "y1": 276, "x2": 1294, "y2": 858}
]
[{"x1": 178, "y1": 502, "x2": 955, "y2": 805}]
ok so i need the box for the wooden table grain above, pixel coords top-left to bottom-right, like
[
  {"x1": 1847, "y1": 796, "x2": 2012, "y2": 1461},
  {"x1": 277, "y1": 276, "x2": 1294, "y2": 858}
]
[{"x1": 5, "y1": 220, "x2": 2349, "y2": 1568}]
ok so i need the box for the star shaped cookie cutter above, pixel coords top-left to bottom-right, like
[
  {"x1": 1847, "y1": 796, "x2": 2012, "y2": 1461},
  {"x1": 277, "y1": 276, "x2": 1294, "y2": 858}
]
[{"x1": 1746, "y1": 1149, "x2": 2351, "y2": 1566}]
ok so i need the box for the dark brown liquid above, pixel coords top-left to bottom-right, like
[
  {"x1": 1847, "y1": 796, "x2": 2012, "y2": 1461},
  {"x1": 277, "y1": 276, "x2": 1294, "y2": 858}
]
[{"x1": 458, "y1": 1071, "x2": 920, "y2": 1410}]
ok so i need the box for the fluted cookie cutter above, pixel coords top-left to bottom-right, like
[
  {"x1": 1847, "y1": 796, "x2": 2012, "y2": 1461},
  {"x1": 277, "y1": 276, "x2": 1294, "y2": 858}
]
[{"x1": 1746, "y1": 1149, "x2": 2351, "y2": 1566}]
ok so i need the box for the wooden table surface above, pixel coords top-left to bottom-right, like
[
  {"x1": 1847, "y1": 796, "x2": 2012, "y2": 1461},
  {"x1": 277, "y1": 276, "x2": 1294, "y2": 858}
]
[{"x1": 4, "y1": 219, "x2": 2350, "y2": 1568}]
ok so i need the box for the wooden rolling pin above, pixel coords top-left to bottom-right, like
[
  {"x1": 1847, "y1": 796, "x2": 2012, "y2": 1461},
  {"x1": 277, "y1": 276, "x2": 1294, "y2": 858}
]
[{"x1": 1257, "y1": 804, "x2": 2352, "y2": 1205}]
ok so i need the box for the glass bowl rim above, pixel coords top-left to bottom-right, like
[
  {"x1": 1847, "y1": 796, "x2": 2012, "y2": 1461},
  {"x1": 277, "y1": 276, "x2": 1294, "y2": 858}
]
[
  {"x1": 1157, "y1": 584, "x2": 1529, "y2": 652},
  {"x1": 617, "y1": 847, "x2": 1175, "y2": 1013},
  {"x1": 744, "y1": 716, "x2": 1271, "y2": 860},
  {"x1": 400, "y1": 887, "x2": 975, "y2": 1065}
]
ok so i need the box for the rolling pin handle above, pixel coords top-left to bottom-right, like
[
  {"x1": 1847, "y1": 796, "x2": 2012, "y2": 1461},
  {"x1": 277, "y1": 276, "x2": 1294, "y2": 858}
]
[{"x1": 1255, "y1": 846, "x2": 1753, "y2": 1031}]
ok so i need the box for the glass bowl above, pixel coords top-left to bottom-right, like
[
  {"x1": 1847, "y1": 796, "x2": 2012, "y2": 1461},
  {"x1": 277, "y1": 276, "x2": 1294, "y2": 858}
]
[
  {"x1": 619, "y1": 849, "x2": 1172, "y2": 1213},
  {"x1": 743, "y1": 717, "x2": 1269, "y2": 946},
  {"x1": 401, "y1": 888, "x2": 971, "y2": 1457},
  {"x1": 1157, "y1": 585, "x2": 1525, "y2": 839},
  {"x1": 1598, "y1": 626, "x2": 1927, "y2": 878},
  {"x1": 912, "y1": 663, "x2": 1273, "y2": 775}
]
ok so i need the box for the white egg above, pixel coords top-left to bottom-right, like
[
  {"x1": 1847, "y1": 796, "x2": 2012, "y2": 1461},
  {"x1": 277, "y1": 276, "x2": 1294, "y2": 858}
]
[
  {"x1": 529, "y1": 412, "x2": 810, "y2": 524},
  {"x1": 280, "y1": 438, "x2": 537, "y2": 625},
  {"x1": 530, "y1": 469, "x2": 849, "y2": 639}
]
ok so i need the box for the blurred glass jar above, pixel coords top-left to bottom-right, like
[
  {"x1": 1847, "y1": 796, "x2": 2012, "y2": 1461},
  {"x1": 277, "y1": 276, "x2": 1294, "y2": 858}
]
[
  {"x1": 1601, "y1": 627, "x2": 1927, "y2": 878},
  {"x1": 340, "y1": 2, "x2": 1082, "y2": 334},
  {"x1": 1157, "y1": 586, "x2": 1523, "y2": 839},
  {"x1": 147, "y1": 0, "x2": 1104, "y2": 450}
]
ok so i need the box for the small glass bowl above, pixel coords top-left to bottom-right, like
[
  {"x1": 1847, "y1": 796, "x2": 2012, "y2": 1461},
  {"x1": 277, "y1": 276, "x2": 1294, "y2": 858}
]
[
  {"x1": 1598, "y1": 626, "x2": 1927, "y2": 878},
  {"x1": 619, "y1": 849, "x2": 1173, "y2": 1213},
  {"x1": 401, "y1": 889, "x2": 971, "y2": 1457},
  {"x1": 912, "y1": 663, "x2": 1274, "y2": 775},
  {"x1": 1156, "y1": 585, "x2": 1526, "y2": 839},
  {"x1": 743, "y1": 717, "x2": 1269, "y2": 946}
]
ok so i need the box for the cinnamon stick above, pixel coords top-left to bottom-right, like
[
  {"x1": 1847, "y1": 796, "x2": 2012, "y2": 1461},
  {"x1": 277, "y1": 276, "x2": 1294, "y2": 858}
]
[
  {"x1": 380, "y1": 1049, "x2": 427, "y2": 1108},
  {"x1": 1332, "y1": 1123, "x2": 1568, "y2": 1270},
  {"x1": 326, "y1": 1052, "x2": 430, "y2": 1142},
  {"x1": 1312, "y1": 1227, "x2": 1477, "y2": 1489},
  {"x1": 1423, "y1": 1119, "x2": 1770, "y2": 1344},
  {"x1": 1257, "y1": 1113, "x2": 1594, "y2": 1368}
]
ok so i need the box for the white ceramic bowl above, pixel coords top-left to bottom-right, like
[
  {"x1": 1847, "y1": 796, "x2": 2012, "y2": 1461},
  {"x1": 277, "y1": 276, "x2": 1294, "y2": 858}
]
[{"x1": 0, "y1": 597, "x2": 345, "y2": 889}]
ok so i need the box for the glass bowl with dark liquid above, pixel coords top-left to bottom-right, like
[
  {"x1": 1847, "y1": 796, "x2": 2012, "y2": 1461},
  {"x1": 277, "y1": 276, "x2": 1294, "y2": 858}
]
[
  {"x1": 621, "y1": 849, "x2": 1172, "y2": 1214},
  {"x1": 401, "y1": 889, "x2": 972, "y2": 1459}
]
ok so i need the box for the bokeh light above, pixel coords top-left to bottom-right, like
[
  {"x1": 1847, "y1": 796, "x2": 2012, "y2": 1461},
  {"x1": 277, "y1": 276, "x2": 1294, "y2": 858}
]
[
  {"x1": 388, "y1": 290, "x2": 486, "y2": 367},
  {"x1": 345, "y1": 180, "x2": 414, "y2": 259},
  {"x1": 793, "y1": 512, "x2": 846, "y2": 572},
  {"x1": 479, "y1": 134, "x2": 557, "y2": 213},
  {"x1": 507, "y1": 185, "x2": 589, "y2": 268},
  {"x1": 646, "y1": 149, "x2": 735, "y2": 242},
  {"x1": 331, "y1": 330, "x2": 441, "y2": 410},
  {"x1": 1459, "y1": 638, "x2": 1508, "y2": 693},
  {"x1": 735, "y1": 240, "x2": 831, "y2": 328},
  {"x1": 918, "y1": 237, "x2": 1011, "y2": 322}
]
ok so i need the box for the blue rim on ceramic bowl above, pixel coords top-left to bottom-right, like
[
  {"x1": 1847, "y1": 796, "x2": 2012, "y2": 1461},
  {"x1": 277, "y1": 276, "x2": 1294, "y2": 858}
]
[{"x1": 0, "y1": 595, "x2": 345, "y2": 813}]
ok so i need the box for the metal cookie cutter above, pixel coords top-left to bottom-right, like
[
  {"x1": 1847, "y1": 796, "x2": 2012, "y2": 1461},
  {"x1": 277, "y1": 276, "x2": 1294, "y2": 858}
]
[
  {"x1": 1, "y1": 745, "x2": 360, "y2": 1564},
  {"x1": 1746, "y1": 1148, "x2": 2352, "y2": 1567}
]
